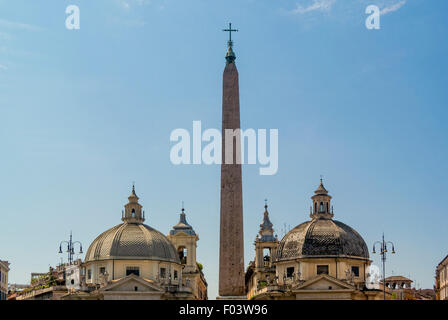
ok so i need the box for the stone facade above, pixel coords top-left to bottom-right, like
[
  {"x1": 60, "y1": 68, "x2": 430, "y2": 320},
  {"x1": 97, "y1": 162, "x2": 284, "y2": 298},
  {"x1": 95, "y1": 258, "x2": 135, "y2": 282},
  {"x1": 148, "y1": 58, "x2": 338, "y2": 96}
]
[
  {"x1": 0, "y1": 260, "x2": 9, "y2": 300},
  {"x1": 16, "y1": 286, "x2": 68, "y2": 300},
  {"x1": 436, "y1": 254, "x2": 448, "y2": 300},
  {"x1": 83, "y1": 259, "x2": 183, "y2": 288},
  {"x1": 379, "y1": 276, "x2": 436, "y2": 300},
  {"x1": 383, "y1": 275, "x2": 413, "y2": 290}
]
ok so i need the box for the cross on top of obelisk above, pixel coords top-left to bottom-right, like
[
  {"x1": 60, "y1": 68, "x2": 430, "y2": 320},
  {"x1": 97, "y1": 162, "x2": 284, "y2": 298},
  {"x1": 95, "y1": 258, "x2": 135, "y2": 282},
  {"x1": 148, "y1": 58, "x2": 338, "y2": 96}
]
[
  {"x1": 223, "y1": 23, "x2": 238, "y2": 64},
  {"x1": 223, "y1": 22, "x2": 238, "y2": 45}
]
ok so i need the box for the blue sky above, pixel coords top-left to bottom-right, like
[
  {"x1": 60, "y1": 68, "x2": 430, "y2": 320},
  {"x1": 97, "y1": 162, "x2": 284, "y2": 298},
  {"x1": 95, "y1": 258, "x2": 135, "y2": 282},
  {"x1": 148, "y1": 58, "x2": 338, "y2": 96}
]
[{"x1": 1, "y1": 0, "x2": 447, "y2": 298}]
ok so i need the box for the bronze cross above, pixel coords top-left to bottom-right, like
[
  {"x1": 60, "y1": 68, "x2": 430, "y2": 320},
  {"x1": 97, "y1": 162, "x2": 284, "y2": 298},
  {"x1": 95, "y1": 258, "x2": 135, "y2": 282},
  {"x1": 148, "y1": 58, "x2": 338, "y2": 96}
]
[{"x1": 223, "y1": 22, "x2": 238, "y2": 42}]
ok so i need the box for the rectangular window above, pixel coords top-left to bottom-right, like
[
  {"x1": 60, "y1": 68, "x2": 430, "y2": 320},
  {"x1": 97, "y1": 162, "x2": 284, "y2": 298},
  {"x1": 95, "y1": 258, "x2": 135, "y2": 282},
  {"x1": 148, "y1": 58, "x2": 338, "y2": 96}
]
[
  {"x1": 87, "y1": 269, "x2": 92, "y2": 280},
  {"x1": 174, "y1": 270, "x2": 178, "y2": 280},
  {"x1": 351, "y1": 266, "x2": 360, "y2": 277},
  {"x1": 317, "y1": 265, "x2": 329, "y2": 275},
  {"x1": 286, "y1": 267, "x2": 295, "y2": 278},
  {"x1": 160, "y1": 268, "x2": 166, "y2": 278},
  {"x1": 99, "y1": 267, "x2": 106, "y2": 275},
  {"x1": 126, "y1": 267, "x2": 140, "y2": 277}
]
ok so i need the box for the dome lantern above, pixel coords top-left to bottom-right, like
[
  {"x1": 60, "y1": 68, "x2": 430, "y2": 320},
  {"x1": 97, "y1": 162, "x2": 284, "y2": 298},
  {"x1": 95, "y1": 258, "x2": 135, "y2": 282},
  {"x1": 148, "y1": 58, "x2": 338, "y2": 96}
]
[
  {"x1": 310, "y1": 178, "x2": 334, "y2": 220},
  {"x1": 122, "y1": 184, "x2": 145, "y2": 224}
]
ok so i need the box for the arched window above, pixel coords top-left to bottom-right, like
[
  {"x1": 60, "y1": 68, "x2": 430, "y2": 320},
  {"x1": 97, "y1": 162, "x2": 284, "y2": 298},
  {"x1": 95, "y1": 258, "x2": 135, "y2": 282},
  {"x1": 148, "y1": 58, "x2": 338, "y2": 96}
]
[
  {"x1": 326, "y1": 202, "x2": 329, "y2": 213},
  {"x1": 131, "y1": 209, "x2": 135, "y2": 217},
  {"x1": 314, "y1": 202, "x2": 317, "y2": 213},
  {"x1": 178, "y1": 246, "x2": 187, "y2": 264},
  {"x1": 319, "y1": 202, "x2": 324, "y2": 213},
  {"x1": 263, "y1": 248, "x2": 271, "y2": 267},
  {"x1": 263, "y1": 255, "x2": 270, "y2": 267}
]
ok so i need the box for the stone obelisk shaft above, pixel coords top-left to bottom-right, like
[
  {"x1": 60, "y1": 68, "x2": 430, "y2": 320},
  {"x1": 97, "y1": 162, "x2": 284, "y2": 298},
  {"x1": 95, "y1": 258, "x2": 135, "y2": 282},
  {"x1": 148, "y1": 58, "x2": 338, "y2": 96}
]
[{"x1": 219, "y1": 61, "x2": 245, "y2": 297}]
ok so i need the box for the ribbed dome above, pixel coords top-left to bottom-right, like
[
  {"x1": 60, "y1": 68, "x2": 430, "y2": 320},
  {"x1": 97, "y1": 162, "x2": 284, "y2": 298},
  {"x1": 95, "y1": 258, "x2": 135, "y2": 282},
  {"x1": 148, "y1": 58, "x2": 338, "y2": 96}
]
[
  {"x1": 276, "y1": 218, "x2": 369, "y2": 261},
  {"x1": 85, "y1": 222, "x2": 180, "y2": 263}
]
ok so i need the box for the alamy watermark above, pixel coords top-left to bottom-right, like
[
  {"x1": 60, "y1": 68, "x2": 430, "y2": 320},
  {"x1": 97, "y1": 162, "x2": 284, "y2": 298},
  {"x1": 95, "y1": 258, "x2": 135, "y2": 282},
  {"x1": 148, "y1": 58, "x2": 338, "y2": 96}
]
[
  {"x1": 365, "y1": 5, "x2": 381, "y2": 30},
  {"x1": 170, "y1": 121, "x2": 278, "y2": 176},
  {"x1": 66, "y1": 5, "x2": 80, "y2": 30},
  {"x1": 62, "y1": 4, "x2": 392, "y2": 31}
]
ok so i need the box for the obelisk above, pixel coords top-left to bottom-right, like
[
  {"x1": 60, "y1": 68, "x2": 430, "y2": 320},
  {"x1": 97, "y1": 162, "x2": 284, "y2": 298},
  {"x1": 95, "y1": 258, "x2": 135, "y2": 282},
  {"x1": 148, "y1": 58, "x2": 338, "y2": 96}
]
[{"x1": 219, "y1": 23, "x2": 245, "y2": 298}]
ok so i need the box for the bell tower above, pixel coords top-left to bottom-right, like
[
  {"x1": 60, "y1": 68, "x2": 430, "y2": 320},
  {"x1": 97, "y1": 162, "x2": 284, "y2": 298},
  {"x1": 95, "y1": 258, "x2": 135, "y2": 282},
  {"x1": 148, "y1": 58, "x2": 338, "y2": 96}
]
[
  {"x1": 168, "y1": 206, "x2": 198, "y2": 273},
  {"x1": 245, "y1": 201, "x2": 278, "y2": 298},
  {"x1": 254, "y1": 201, "x2": 278, "y2": 270},
  {"x1": 167, "y1": 206, "x2": 207, "y2": 300}
]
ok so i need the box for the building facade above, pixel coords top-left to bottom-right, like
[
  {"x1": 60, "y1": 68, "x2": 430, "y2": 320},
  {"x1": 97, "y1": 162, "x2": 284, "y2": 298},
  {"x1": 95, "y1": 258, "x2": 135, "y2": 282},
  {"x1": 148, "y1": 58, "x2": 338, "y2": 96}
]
[
  {"x1": 66, "y1": 186, "x2": 207, "y2": 300},
  {"x1": 0, "y1": 260, "x2": 10, "y2": 300},
  {"x1": 436, "y1": 254, "x2": 448, "y2": 300},
  {"x1": 15, "y1": 264, "x2": 69, "y2": 300},
  {"x1": 381, "y1": 276, "x2": 416, "y2": 300},
  {"x1": 246, "y1": 181, "x2": 386, "y2": 300},
  {"x1": 379, "y1": 276, "x2": 435, "y2": 300},
  {"x1": 383, "y1": 275, "x2": 413, "y2": 290}
]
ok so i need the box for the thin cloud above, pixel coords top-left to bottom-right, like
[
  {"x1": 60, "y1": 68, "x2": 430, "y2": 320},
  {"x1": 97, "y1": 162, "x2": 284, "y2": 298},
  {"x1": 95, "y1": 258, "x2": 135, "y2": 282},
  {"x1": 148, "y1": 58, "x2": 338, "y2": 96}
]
[
  {"x1": 0, "y1": 31, "x2": 12, "y2": 40},
  {"x1": 291, "y1": 0, "x2": 336, "y2": 14},
  {"x1": 0, "y1": 18, "x2": 42, "y2": 31},
  {"x1": 117, "y1": 0, "x2": 151, "y2": 10},
  {"x1": 119, "y1": 0, "x2": 130, "y2": 10},
  {"x1": 135, "y1": 0, "x2": 152, "y2": 5},
  {"x1": 380, "y1": 0, "x2": 406, "y2": 15},
  {"x1": 0, "y1": 64, "x2": 7, "y2": 71},
  {"x1": 111, "y1": 17, "x2": 147, "y2": 28}
]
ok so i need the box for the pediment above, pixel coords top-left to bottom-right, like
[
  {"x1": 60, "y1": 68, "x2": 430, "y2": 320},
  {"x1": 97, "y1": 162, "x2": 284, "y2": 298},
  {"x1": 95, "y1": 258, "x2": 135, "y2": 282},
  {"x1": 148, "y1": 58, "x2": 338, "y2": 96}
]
[
  {"x1": 100, "y1": 274, "x2": 164, "y2": 293},
  {"x1": 293, "y1": 274, "x2": 355, "y2": 291}
]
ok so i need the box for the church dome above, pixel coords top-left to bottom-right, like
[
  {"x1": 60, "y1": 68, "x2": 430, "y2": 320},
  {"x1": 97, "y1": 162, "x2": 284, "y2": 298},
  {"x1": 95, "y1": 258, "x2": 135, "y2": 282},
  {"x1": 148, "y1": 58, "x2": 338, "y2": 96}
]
[
  {"x1": 276, "y1": 181, "x2": 369, "y2": 261},
  {"x1": 85, "y1": 222, "x2": 180, "y2": 263},
  {"x1": 276, "y1": 218, "x2": 369, "y2": 261},
  {"x1": 84, "y1": 186, "x2": 180, "y2": 264}
]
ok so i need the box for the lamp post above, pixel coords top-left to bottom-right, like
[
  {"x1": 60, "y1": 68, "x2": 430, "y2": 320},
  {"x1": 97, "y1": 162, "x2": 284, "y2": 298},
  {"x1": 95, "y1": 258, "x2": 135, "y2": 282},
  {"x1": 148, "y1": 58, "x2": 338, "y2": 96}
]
[
  {"x1": 59, "y1": 231, "x2": 83, "y2": 265},
  {"x1": 372, "y1": 233, "x2": 395, "y2": 300}
]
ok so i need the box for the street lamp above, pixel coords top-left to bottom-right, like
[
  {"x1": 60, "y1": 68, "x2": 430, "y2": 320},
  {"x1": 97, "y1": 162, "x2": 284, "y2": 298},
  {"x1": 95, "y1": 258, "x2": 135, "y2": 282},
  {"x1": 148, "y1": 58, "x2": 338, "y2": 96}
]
[
  {"x1": 59, "y1": 231, "x2": 83, "y2": 265},
  {"x1": 372, "y1": 233, "x2": 396, "y2": 300}
]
